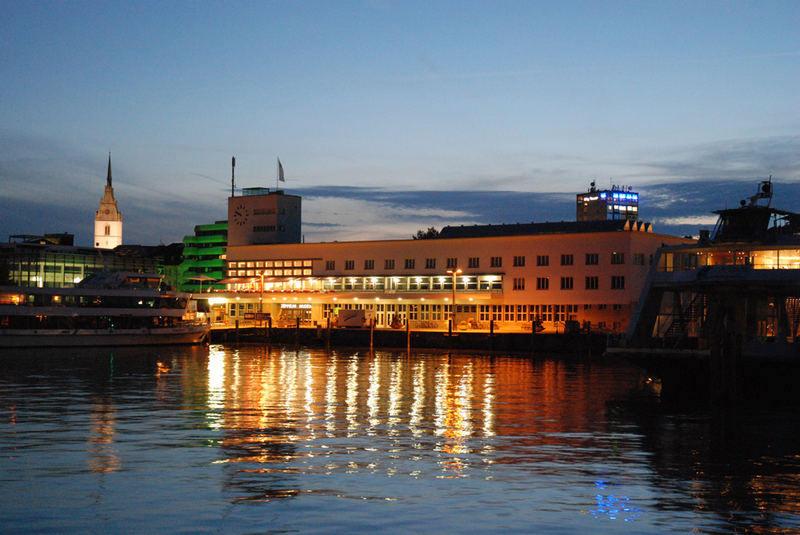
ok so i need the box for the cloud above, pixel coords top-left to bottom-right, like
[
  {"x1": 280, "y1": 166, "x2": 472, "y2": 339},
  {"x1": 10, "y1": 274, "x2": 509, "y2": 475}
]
[
  {"x1": 635, "y1": 135, "x2": 800, "y2": 182},
  {"x1": 655, "y1": 215, "x2": 719, "y2": 227}
]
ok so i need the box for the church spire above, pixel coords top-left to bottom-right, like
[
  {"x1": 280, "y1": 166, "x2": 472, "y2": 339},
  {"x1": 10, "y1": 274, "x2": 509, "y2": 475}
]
[{"x1": 107, "y1": 152, "x2": 112, "y2": 187}]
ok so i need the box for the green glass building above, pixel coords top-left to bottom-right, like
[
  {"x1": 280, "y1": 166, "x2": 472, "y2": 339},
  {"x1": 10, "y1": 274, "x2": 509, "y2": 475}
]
[{"x1": 180, "y1": 221, "x2": 227, "y2": 292}]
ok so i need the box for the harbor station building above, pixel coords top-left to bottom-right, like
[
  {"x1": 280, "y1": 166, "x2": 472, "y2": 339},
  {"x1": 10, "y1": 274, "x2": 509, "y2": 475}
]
[{"x1": 209, "y1": 184, "x2": 688, "y2": 333}]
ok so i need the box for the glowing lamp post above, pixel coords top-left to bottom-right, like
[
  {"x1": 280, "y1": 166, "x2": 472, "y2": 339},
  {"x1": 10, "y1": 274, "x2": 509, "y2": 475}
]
[
  {"x1": 259, "y1": 271, "x2": 265, "y2": 313},
  {"x1": 446, "y1": 268, "x2": 462, "y2": 326}
]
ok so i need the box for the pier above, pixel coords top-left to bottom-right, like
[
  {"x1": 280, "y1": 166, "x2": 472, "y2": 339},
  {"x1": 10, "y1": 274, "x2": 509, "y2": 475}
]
[{"x1": 208, "y1": 322, "x2": 607, "y2": 354}]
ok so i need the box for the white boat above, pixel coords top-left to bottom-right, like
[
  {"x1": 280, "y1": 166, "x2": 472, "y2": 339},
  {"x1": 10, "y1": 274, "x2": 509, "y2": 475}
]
[{"x1": 0, "y1": 271, "x2": 209, "y2": 347}]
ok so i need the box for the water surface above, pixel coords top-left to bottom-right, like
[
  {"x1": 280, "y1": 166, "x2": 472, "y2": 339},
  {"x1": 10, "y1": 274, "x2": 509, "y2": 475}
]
[{"x1": 1, "y1": 345, "x2": 798, "y2": 533}]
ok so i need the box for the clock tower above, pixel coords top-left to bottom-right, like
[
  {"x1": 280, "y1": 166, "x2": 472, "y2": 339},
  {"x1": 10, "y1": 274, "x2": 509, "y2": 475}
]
[
  {"x1": 94, "y1": 154, "x2": 123, "y2": 249},
  {"x1": 227, "y1": 188, "x2": 301, "y2": 246}
]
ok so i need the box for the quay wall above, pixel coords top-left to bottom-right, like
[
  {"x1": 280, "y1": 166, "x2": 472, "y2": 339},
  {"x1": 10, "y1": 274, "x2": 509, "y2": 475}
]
[{"x1": 208, "y1": 326, "x2": 607, "y2": 355}]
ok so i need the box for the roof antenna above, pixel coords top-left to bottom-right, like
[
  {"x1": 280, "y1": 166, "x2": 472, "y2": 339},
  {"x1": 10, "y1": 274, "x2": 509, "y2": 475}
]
[{"x1": 231, "y1": 156, "x2": 236, "y2": 197}]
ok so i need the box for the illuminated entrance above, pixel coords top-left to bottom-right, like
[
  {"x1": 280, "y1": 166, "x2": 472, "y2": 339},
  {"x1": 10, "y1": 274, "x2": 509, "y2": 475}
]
[{"x1": 280, "y1": 303, "x2": 312, "y2": 324}]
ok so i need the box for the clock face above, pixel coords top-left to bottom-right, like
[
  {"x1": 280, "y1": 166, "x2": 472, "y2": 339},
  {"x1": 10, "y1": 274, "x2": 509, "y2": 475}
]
[{"x1": 233, "y1": 203, "x2": 249, "y2": 226}]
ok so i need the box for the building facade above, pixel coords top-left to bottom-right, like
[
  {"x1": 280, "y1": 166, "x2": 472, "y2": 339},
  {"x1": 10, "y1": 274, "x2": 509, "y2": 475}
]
[
  {"x1": 219, "y1": 220, "x2": 689, "y2": 333},
  {"x1": 0, "y1": 240, "x2": 160, "y2": 288},
  {"x1": 228, "y1": 188, "x2": 301, "y2": 246},
  {"x1": 576, "y1": 182, "x2": 639, "y2": 221},
  {"x1": 180, "y1": 221, "x2": 228, "y2": 292},
  {"x1": 94, "y1": 155, "x2": 123, "y2": 249}
]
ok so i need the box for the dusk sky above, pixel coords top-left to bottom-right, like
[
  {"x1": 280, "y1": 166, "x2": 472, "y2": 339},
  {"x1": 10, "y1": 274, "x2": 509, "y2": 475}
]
[{"x1": 1, "y1": 1, "x2": 798, "y2": 245}]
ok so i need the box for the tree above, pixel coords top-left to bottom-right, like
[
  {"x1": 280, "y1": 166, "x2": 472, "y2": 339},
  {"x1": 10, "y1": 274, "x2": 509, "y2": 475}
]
[{"x1": 412, "y1": 227, "x2": 439, "y2": 240}]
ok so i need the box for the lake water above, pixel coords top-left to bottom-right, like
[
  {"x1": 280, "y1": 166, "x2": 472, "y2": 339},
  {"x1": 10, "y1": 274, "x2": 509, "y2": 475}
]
[{"x1": 1, "y1": 344, "x2": 798, "y2": 534}]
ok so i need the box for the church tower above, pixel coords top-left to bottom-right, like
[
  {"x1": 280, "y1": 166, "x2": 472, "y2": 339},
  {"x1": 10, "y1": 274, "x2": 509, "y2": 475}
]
[{"x1": 94, "y1": 154, "x2": 123, "y2": 249}]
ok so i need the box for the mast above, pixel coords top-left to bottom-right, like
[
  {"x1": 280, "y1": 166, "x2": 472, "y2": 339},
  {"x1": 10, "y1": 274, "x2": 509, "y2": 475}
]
[{"x1": 231, "y1": 156, "x2": 236, "y2": 197}]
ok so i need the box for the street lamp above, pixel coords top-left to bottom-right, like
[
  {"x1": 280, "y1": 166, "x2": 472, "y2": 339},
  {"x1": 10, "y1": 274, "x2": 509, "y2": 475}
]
[
  {"x1": 446, "y1": 268, "x2": 462, "y2": 326},
  {"x1": 259, "y1": 271, "x2": 264, "y2": 313}
]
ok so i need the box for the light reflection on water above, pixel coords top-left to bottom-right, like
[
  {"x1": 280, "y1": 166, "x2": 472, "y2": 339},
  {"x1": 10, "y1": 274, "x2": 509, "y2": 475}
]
[{"x1": 0, "y1": 344, "x2": 799, "y2": 534}]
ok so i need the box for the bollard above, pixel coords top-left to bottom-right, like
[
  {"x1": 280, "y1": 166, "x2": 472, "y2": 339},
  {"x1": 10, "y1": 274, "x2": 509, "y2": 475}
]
[
  {"x1": 326, "y1": 316, "x2": 331, "y2": 351},
  {"x1": 268, "y1": 316, "x2": 272, "y2": 344}
]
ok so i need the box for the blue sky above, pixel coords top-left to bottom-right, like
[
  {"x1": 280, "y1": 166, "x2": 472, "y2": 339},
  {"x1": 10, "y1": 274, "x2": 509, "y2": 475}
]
[{"x1": 1, "y1": 1, "x2": 798, "y2": 245}]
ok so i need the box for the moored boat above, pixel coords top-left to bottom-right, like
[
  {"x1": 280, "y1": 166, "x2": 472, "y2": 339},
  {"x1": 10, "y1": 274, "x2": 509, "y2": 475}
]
[{"x1": 0, "y1": 271, "x2": 209, "y2": 347}]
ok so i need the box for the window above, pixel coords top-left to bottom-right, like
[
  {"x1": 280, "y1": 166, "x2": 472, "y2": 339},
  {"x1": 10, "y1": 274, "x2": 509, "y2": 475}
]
[
  {"x1": 613, "y1": 304, "x2": 624, "y2": 311},
  {"x1": 446, "y1": 257, "x2": 458, "y2": 269},
  {"x1": 560, "y1": 277, "x2": 573, "y2": 290},
  {"x1": 404, "y1": 259, "x2": 415, "y2": 269},
  {"x1": 633, "y1": 253, "x2": 645, "y2": 265},
  {"x1": 560, "y1": 254, "x2": 574, "y2": 266},
  {"x1": 513, "y1": 277, "x2": 525, "y2": 290},
  {"x1": 513, "y1": 255, "x2": 526, "y2": 267},
  {"x1": 468, "y1": 257, "x2": 479, "y2": 268},
  {"x1": 585, "y1": 253, "x2": 599, "y2": 265},
  {"x1": 325, "y1": 260, "x2": 335, "y2": 271},
  {"x1": 536, "y1": 277, "x2": 549, "y2": 290},
  {"x1": 611, "y1": 252, "x2": 625, "y2": 265},
  {"x1": 490, "y1": 256, "x2": 502, "y2": 267},
  {"x1": 611, "y1": 275, "x2": 625, "y2": 289},
  {"x1": 104, "y1": 225, "x2": 110, "y2": 236},
  {"x1": 425, "y1": 258, "x2": 436, "y2": 269},
  {"x1": 364, "y1": 259, "x2": 375, "y2": 270},
  {"x1": 585, "y1": 276, "x2": 599, "y2": 290},
  {"x1": 536, "y1": 255, "x2": 549, "y2": 266},
  {"x1": 345, "y1": 260, "x2": 355, "y2": 270},
  {"x1": 384, "y1": 259, "x2": 395, "y2": 270}
]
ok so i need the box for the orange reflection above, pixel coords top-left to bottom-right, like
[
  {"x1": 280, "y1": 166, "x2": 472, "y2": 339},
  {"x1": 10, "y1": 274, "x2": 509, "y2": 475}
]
[
  {"x1": 198, "y1": 348, "x2": 647, "y2": 498},
  {"x1": 87, "y1": 397, "x2": 120, "y2": 473}
]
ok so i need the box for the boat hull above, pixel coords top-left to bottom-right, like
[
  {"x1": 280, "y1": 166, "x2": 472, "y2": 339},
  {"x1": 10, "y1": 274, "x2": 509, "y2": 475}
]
[{"x1": 0, "y1": 325, "x2": 208, "y2": 347}]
